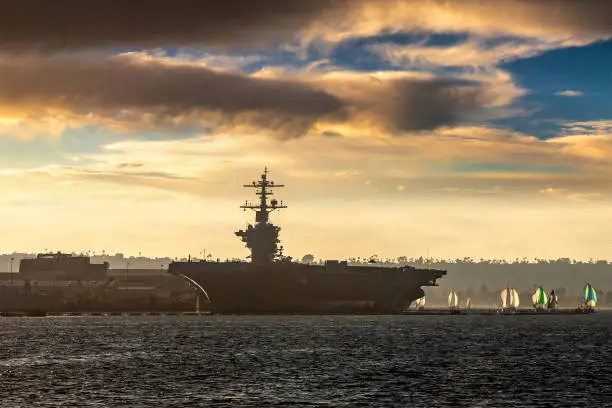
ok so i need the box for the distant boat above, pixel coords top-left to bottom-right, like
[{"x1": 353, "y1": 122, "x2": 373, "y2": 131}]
[
  {"x1": 414, "y1": 296, "x2": 426, "y2": 310},
  {"x1": 548, "y1": 290, "x2": 558, "y2": 309},
  {"x1": 532, "y1": 287, "x2": 548, "y2": 309},
  {"x1": 500, "y1": 287, "x2": 519, "y2": 310},
  {"x1": 583, "y1": 283, "x2": 598, "y2": 310},
  {"x1": 465, "y1": 297, "x2": 471, "y2": 310},
  {"x1": 448, "y1": 290, "x2": 459, "y2": 309}
]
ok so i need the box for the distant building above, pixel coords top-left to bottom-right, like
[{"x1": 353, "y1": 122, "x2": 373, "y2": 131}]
[{"x1": 19, "y1": 252, "x2": 108, "y2": 281}]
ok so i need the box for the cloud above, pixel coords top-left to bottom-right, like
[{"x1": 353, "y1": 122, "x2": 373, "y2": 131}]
[
  {"x1": 0, "y1": 112, "x2": 80, "y2": 139},
  {"x1": 5, "y1": 123, "x2": 612, "y2": 201},
  {"x1": 7, "y1": 118, "x2": 612, "y2": 201},
  {"x1": 561, "y1": 120, "x2": 612, "y2": 135},
  {"x1": 310, "y1": 0, "x2": 612, "y2": 46},
  {"x1": 371, "y1": 38, "x2": 558, "y2": 69},
  {"x1": 125, "y1": 50, "x2": 263, "y2": 72},
  {"x1": 435, "y1": 186, "x2": 503, "y2": 196},
  {"x1": 567, "y1": 192, "x2": 602, "y2": 203},
  {"x1": 24, "y1": 163, "x2": 191, "y2": 181},
  {"x1": 539, "y1": 185, "x2": 601, "y2": 203},
  {"x1": 549, "y1": 120, "x2": 612, "y2": 161},
  {"x1": 0, "y1": 1, "x2": 596, "y2": 141},
  {"x1": 0, "y1": 54, "x2": 347, "y2": 138},
  {"x1": 0, "y1": 54, "x2": 521, "y2": 137},
  {"x1": 555, "y1": 90, "x2": 584, "y2": 97},
  {"x1": 0, "y1": 0, "x2": 351, "y2": 52},
  {"x1": 15, "y1": 161, "x2": 199, "y2": 194},
  {"x1": 384, "y1": 78, "x2": 510, "y2": 132},
  {"x1": 540, "y1": 186, "x2": 565, "y2": 195},
  {"x1": 334, "y1": 76, "x2": 498, "y2": 133},
  {"x1": 312, "y1": 69, "x2": 525, "y2": 133},
  {"x1": 0, "y1": 1, "x2": 609, "y2": 55},
  {"x1": 548, "y1": 134, "x2": 612, "y2": 161}
]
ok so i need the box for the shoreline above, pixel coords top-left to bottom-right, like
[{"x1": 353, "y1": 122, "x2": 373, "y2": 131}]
[{"x1": 0, "y1": 307, "x2": 602, "y2": 317}]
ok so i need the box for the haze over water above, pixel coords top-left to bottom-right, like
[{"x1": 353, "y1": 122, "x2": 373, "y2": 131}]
[{"x1": 1, "y1": 314, "x2": 610, "y2": 407}]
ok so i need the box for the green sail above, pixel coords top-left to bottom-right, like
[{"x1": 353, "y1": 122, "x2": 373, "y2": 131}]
[{"x1": 532, "y1": 287, "x2": 547, "y2": 306}]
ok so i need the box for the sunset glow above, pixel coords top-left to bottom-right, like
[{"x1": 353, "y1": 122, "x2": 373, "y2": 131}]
[{"x1": 1, "y1": 1, "x2": 611, "y2": 260}]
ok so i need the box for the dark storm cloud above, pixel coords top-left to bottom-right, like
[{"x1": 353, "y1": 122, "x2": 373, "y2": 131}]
[
  {"x1": 327, "y1": 76, "x2": 498, "y2": 133},
  {"x1": 0, "y1": 56, "x2": 346, "y2": 134},
  {"x1": 0, "y1": 1, "x2": 611, "y2": 53},
  {"x1": 0, "y1": 56, "x2": 497, "y2": 135},
  {"x1": 376, "y1": 79, "x2": 486, "y2": 132},
  {"x1": 0, "y1": 0, "x2": 349, "y2": 52}
]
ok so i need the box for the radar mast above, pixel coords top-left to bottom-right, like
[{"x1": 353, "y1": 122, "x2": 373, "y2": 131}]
[{"x1": 235, "y1": 168, "x2": 287, "y2": 263}]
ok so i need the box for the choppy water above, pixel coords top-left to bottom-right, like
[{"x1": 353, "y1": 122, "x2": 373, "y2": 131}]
[{"x1": 0, "y1": 314, "x2": 611, "y2": 407}]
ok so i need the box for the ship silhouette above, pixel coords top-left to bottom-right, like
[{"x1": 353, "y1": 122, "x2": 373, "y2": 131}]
[{"x1": 168, "y1": 168, "x2": 447, "y2": 314}]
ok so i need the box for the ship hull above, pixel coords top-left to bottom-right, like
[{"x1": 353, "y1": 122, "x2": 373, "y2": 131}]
[{"x1": 168, "y1": 261, "x2": 446, "y2": 314}]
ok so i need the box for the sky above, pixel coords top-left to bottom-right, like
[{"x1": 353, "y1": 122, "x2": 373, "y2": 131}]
[{"x1": 1, "y1": 0, "x2": 612, "y2": 261}]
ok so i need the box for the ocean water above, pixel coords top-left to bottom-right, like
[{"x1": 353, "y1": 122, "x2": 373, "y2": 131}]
[{"x1": 0, "y1": 314, "x2": 610, "y2": 407}]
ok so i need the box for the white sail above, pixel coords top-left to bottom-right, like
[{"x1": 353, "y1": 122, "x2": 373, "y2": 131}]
[
  {"x1": 501, "y1": 288, "x2": 519, "y2": 308},
  {"x1": 500, "y1": 288, "x2": 511, "y2": 308},
  {"x1": 465, "y1": 297, "x2": 471, "y2": 309},
  {"x1": 511, "y1": 288, "x2": 520, "y2": 308},
  {"x1": 448, "y1": 290, "x2": 459, "y2": 308}
]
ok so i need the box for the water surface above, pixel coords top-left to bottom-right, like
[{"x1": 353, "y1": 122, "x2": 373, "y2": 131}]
[{"x1": 0, "y1": 314, "x2": 610, "y2": 407}]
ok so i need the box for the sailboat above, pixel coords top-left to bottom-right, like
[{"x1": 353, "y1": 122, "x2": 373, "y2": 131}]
[
  {"x1": 548, "y1": 290, "x2": 558, "y2": 309},
  {"x1": 448, "y1": 289, "x2": 459, "y2": 313},
  {"x1": 583, "y1": 283, "x2": 598, "y2": 312},
  {"x1": 465, "y1": 297, "x2": 471, "y2": 310},
  {"x1": 532, "y1": 287, "x2": 548, "y2": 310},
  {"x1": 414, "y1": 296, "x2": 426, "y2": 310},
  {"x1": 500, "y1": 287, "x2": 519, "y2": 312},
  {"x1": 500, "y1": 288, "x2": 510, "y2": 309}
]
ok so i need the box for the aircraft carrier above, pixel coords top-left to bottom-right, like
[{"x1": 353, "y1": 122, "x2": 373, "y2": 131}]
[{"x1": 168, "y1": 168, "x2": 447, "y2": 314}]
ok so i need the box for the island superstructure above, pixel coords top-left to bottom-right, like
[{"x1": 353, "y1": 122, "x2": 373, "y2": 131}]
[
  {"x1": 234, "y1": 168, "x2": 287, "y2": 264},
  {"x1": 168, "y1": 168, "x2": 447, "y2": 314}
]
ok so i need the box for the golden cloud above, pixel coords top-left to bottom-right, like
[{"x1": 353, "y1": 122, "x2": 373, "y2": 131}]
[
  {"x1": 309, "y1": 0, "x2": 612, "y2": 45},
  {"x1": 0, "y1": 54, "x2": 524, "y2": 139},
  {"x1": 555, "y1": 90, "x2": 584, "y2": 97},
  {"x1": 370, "y1": 38, "x2": 560, "y2": 69},
  {"x1": 3, "y1": 123, "x2": 612, "y2": 202}
]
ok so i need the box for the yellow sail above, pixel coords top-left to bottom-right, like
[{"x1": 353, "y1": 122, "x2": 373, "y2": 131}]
[{"x1": 583, "y1": 283, "x2": 598, "y2": 307}]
